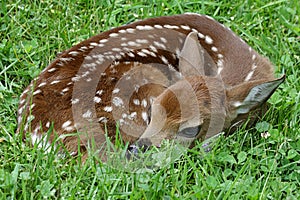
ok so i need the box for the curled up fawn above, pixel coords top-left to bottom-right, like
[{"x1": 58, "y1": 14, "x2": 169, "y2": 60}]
[{"x1": 17, "y1": 13, "x2": 285, "y2": 162}]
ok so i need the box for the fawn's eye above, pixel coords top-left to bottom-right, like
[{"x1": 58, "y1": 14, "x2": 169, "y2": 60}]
[{"x1": 177, "y1": 125, "x2": 201, "y2": 138}]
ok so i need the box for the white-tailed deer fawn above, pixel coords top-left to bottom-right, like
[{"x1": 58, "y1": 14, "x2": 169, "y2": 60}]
[{"x1": 17, "y1": 13, "x2": 285, "y2": 161}]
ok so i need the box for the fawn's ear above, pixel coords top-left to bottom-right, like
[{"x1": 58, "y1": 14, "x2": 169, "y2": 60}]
[
  {"x1": 178, "y1": 32, "x2": 206, "y2": 76},
  {"x1": 229, "y1": 75, "x2": 285, "y2": 115}
]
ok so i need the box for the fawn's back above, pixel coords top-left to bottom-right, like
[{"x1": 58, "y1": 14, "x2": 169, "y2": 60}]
[{"x1": 17, "y1": 13, "x2": 284, "y2": 160}]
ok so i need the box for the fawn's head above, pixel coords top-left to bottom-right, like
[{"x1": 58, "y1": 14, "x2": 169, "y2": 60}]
[{"x1": 137, "y1": 32, "x2": 285, "y2": 148}]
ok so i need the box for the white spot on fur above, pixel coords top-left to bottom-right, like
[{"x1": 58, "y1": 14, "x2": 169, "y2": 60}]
[
  {"x1": 99, "y1": 39, "x2": 108, "y2": 43},
  {"x1": 118, "y1": 29, "x2": 126, "y2": 34},
  {"x1": 96, "y1": 90, "x2": 104, "y2": 95},
  {"x1": 61, "y1": 87, "x2": 69, "y2": 93},
  {"x1": 33, "y1": 89, "x2": 42, "y2": 96},
  {"x1": 198, "y1": 32, "x2": 205, "y2": 39},
  {"x1": 90, "y1": 42, "x2": 99, "y2": 46},
  {"x1": 133, "y1": 99, "x2": 140, "y2": 105},
  {"x1": 126, "y1": 28, "x2": 135, "y2": 33},
  {"x1": 244, "y1": 71, "x2": 254, "y2": 81},
  {"x1": 191, "y1": 28, "x2": 198, "y2": 34},
  {"x1": 31, "y1": 132, "x2": 51, "y2": 153},
  {"x1": 180, "y1": 25, "x2": 191, "y2": 30},
  {"x1": 211, "y1": 46, "x2": 218, "y2": 52},
  {"x1": 153, "y1": 41, "x2": 166, "y2": 49},
  {"x1": 50, "y1": 80, "x2": 60, "y2": 85},
  {"x1": 127, "y1": 52, "x2": 135, "y2": 57},
  {"x1": 18, "y1": 105, "x2": 25, "y2": 115},
  {"x1": 136, "y1": 39, "x2": 149, "y2": 44},
  {"x1": 129, "y1": 112, "x2": 137, "y2": 120},
  {"x1": 160, "y1": 37, "x2": 167, "y2": 43},
  {"x1": 71, "y1": 98, "x2": 79, "y2": 104},
  {"x1": 27, "y1": 115, "x2": 35, "y2": 123},
  {"x1": 21, "y1": 88, "x2": 29, "y2": 96},
  {"x1": 59, "y1": 57, "x2": 74, "y2": 63},
  {"x1": 112, "y1": 47, "x2": 121, "y2": 52},
  {"x1": 154, "y1": 24, "x2": 163, "y2": 29},
  {"x1": 68, "y1": 51, "x2": 80, "y2": 56},
  {"x1": 84, "y1": 56, "x2": 93, "y2": 61},
  {"x1": 109, "y1": 33, "x2": 119, "y2": 37},
  {"x1": 48, "y1": 68, "x2": 57, "y2": 73},
  {"x1": 149, "y1": 45, "x2": 158, "y2": 53},
  {"x1": 128, "y1": 41, "x2": 140, "y2": 47},
  {"x1": 137, "y1": 52, "x2": 147, "y2": 57},
  {"x1": 160, "y1": 56, "x2": 169, "y2": 65},
  {"x1": 38, "y1": 82, "x2": 47, "y2": 87},
  {"x1": 98, "y1": 117, "x2": 107, "y2": 123},
  {"x1": 94, "y1": 96, "x2": 101, "y2": 103},
  {"x1": 103, "y1": 106, "x2": 113, "y2": 112},
  {"x1": 164, "y1": 24, "x2": 179, "y2": 29},
  {"x1": 31, "y1": 133, "x2": 41, "y2": 146},
  {"x1": 136, "y1": 25, "x2": 154, "y2": 30},
  {"x1": 64, "y1": 126, "x2": 75, "y2": 132},
  {"x1": 112, "y1": 97, "x2": 124, "y2": 107},
  {"x1": 112, "y1": 88, "x2": 120, "y2": 94},
  {"x1": 46, "y1": 121, "x2": 50, "y2": 128},
  {"x1": 119, "y1": 119, "x2": 125, "y2": 125},
  {"x1": 141, "y1": 99, "x2": 147, "y2": 108},
  {"x1": 205, "y1": 35, "x2": 213, "y2": 44},
  {"x1": 33, "y1": 126, "x2": 41, "y2": 135},
  {"x1": 82, "y1": 110, "x2": 92, "y2": 118},
  {"x1": 30, "y1": 103, "x2": 35, "y2": 110},
  {"x1": 17, "y1": 116, "x2": 22, "y2": 125},
  {"x1": 19, "y1": 98, "x2": 26, "y2": 105},
  {"x1": 141, "y1": 112, "x2": 149, "y2": 123},
  {"x1": 140, "y1": 49, "x2": 153, "y2": 57},
  {"x1": 79, "y1": 46, "x2": 88, "y2": 51},
  {"x1": 62, "y1": 120, "x2": 72, "y2": 129},
  {"x1": 217, "y1": 54, "x2": 224, "y2": 59},
  {"x1": 252, "y1": 54, "x2": 256, "y2": 60}
]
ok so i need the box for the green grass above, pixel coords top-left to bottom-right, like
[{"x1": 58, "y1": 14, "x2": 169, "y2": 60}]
[{"x1": 1, "y1": 0, "x2": 299, "y2": 199}]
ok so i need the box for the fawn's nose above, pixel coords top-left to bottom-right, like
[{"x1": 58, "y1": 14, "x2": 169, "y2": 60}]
[{"x1": 126, "y1": 138, "x2": 152, "y2": 160}]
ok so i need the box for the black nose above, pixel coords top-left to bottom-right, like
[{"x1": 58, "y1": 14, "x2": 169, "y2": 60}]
[
  {"x1": 126, "y1": 138, "x2": 152, "y2": 160},
  {"x1": 128, "y1": 145, "x2": 139, "y2": 154},
  {"x1": 126, "y1": 145, "x2": 139, "y2": 160}
]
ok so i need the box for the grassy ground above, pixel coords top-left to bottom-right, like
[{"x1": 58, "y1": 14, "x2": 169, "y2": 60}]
[{"x1": 0, "y1": 0, "x2": 299, "y2": 199}]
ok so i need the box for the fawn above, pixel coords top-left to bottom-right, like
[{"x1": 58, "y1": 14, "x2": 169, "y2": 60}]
[{"x1": 17, "y1": 13, "x2": 285, "y2": 161}]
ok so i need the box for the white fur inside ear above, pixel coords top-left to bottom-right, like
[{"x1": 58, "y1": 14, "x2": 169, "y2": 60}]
[
  {"x1": 178, "y1": 32, "x2": 205, "y2": 76},
  {"x1": 237, "y1": 76, "x2": 285, "y2": 114}
]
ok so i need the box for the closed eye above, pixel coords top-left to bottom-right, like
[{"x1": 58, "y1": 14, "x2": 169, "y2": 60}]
[{"x1": 177, "y1": 125, "x2": 201, "y2": 138}]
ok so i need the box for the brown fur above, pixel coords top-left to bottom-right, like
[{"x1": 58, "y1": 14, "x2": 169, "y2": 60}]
[{"x1": 17, "y1": 14, "x2": 284, "y2": 161}]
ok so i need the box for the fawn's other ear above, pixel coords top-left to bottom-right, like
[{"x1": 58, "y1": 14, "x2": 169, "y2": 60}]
[
  {"x1": 178, "y1": 32, "x2": 206, "y2": 76},
  {"x1": 228, "y1": 75, "x2": 285, "y2": 115}
]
